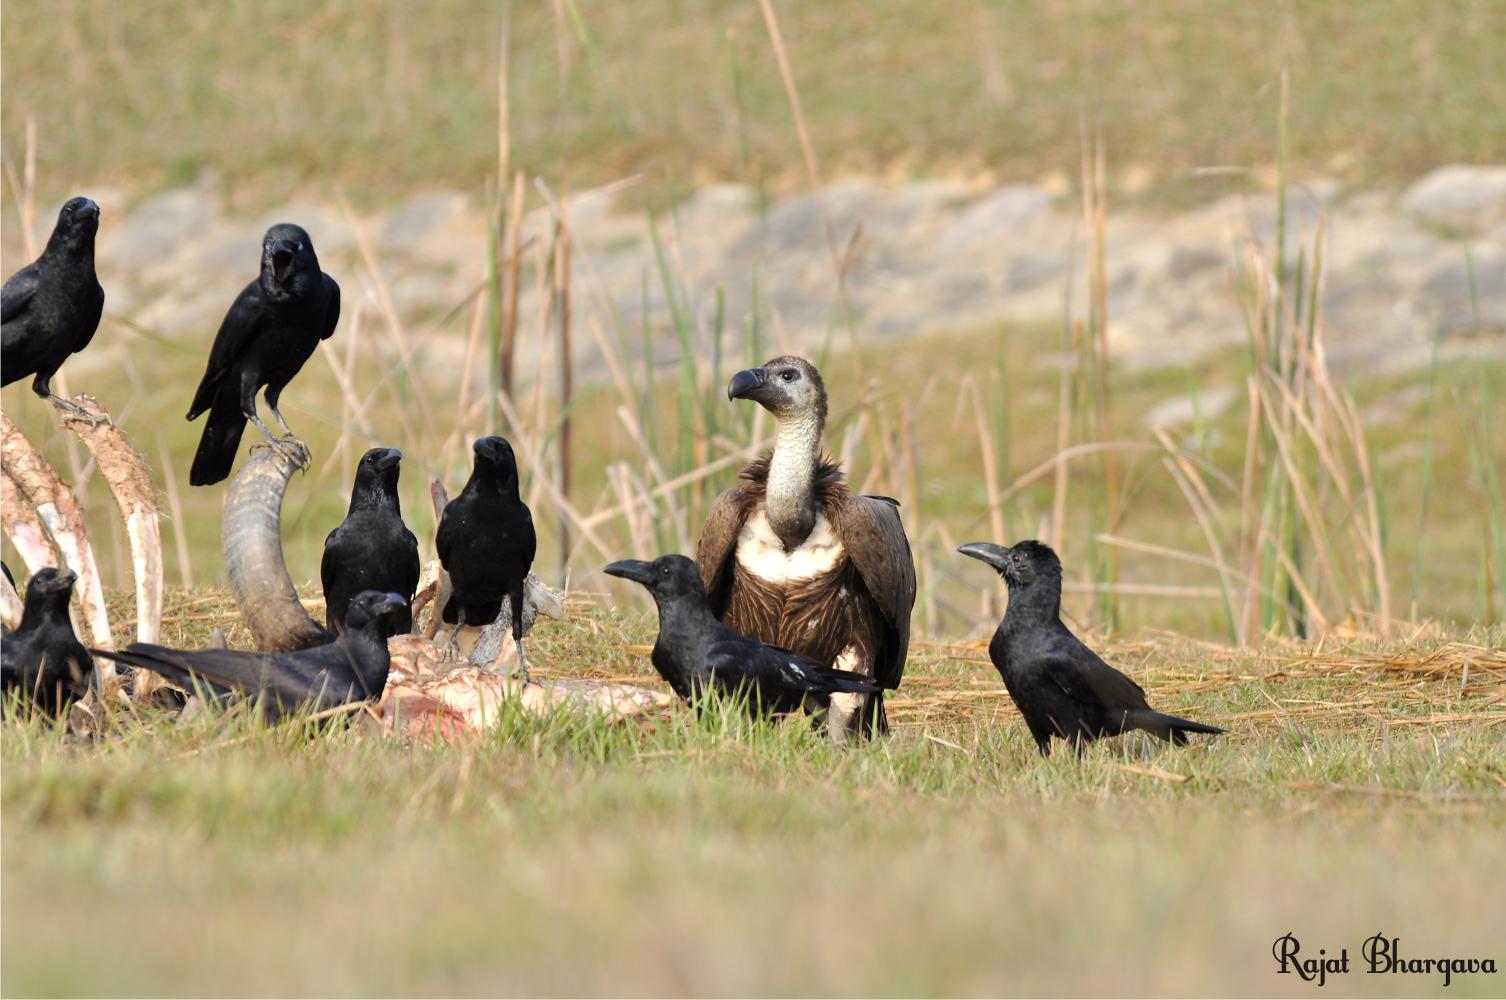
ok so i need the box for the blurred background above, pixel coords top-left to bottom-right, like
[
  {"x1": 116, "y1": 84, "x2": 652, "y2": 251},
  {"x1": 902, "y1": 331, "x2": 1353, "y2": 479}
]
[{"x1": 3, "y1": 0, "x2": 1504, "y2": 641}]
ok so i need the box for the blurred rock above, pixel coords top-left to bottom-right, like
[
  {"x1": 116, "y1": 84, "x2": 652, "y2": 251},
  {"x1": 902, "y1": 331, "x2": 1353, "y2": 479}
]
[
  {"x1": 1401, "y1": 165, "x2": 1506, "y2": 232},
  {"x1": 31, "y1": 164, "x2": 1504, "y2": 387}
]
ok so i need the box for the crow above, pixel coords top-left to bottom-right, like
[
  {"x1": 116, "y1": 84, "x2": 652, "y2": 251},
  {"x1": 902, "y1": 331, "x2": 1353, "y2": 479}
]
[
  {"x1": 186, "y1": 224, "x2": 339, "y2": 486},
  {"x1": 1, "y1": 197, "x2": 105, "y2": 421},
  {"x1": 604, "y1": 554, "x2": 879, "y2": 719},
  {"x1": 1, "y1": 567, "x2": 94, "y2": 716},
  {"x1": 321, "y1": 447, "x2": 420, "y2": 637},
  {"x1": 436, "y1": 436, "x2": 537, "y2": 679},
  {"x1": 958, "y1": 540, "x2": 1225, "y2": 755},
  {"x1": 91, "y1": 590, "x2": 404, "y2": 721}
]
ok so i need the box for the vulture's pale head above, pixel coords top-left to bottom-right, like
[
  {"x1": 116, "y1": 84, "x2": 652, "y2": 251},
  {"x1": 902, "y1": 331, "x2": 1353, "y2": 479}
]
[{"x1": 727, "y1": 356, "x2": 828, "y2": 424}]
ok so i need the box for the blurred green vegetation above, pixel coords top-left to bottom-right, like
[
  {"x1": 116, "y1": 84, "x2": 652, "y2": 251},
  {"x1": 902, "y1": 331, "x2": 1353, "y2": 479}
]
[{"x1": 3, "y1": 0, "x2": 1504, "y2": 209}]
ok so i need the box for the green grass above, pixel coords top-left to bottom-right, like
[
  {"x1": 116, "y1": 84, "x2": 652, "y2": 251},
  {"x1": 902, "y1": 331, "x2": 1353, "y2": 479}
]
[
  {"x1": 3, "y1": 599, "x2": 1504, "y2": 996},
  {"x1": 3, "y1": 0, "x2": 1505, "y2": 210}
]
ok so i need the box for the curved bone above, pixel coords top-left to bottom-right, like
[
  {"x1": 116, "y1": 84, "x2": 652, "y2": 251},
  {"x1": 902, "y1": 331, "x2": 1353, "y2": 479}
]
[
  {"x1": 222, "y1": 441, "x2": 331, "y2": 652},
  {"x1": 0, "y1": 552, "x2": 20, "y2": 630},
  {"x1": 2, "y1": 467, "x2": 55, "y2": 577},
  {"x1": 62, "y1": 395, "x2": 163, "y2": 645},
  {"x1": 0, "y1": 411, "x2": 114, "y2": 651}
]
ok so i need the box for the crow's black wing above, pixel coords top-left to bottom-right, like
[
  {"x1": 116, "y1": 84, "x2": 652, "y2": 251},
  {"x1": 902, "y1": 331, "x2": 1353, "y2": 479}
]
[
  {"x1": 70, "y1": 278, "x2": 105, "y2": 354},
  {"x1": 1, "y1": 264, "x2": 39, "y2": 325},
  {"x1": 187, "y1": 281, "x2": 263, "y2": 418},
  {"x1": 320, "y1": 274, "x2": 340, "y2": 340},
  {"x1": 99, "y1": 642, "x2": 359, "y2": 712},
  {"x1": 1039, "y1": 633, "x2": 1151, "y2": 713},
  {"x1": 707, "y1": 637, "x2": 876, "y2": 697}
]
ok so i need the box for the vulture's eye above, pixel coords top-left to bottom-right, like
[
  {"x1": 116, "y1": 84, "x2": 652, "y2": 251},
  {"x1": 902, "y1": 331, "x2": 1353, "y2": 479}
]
[{"x1": 780, "y1": 370, "x2": 796, "y2": 383}]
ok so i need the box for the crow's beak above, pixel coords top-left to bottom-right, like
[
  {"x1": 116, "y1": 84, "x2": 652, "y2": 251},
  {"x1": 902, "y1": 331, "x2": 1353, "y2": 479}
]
[
  {"x1": 603, "y1": 559, "x2": 655, "y2": 586},
  {"x1": 376, "y1": 592, "x2": 409, "y2": 615},
  {"x1": 270, "y1": 238, "x2": 297, "y2": 279},
  {"x1": 376, "y1": 448, "x2": 402, "y2": 471},
  {"x1": 76, "y1": 199, "x2": 99, "y2": 221},
  {"x1": 957, "y1": 542, "x2": 1012, "y2": 573},
  {"x1": 473, "y1": 436, "x2": 510, "y2": 465},
  {"x1": 48, "y1": 569, "x2": 79, "y2": 591},
  {"x1": 727, "y1": 367, "x2": 767, "y2": 401}
]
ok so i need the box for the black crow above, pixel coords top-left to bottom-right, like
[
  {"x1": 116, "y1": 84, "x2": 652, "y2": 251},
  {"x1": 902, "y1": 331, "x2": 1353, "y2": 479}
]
[
  {"x1": 958, "y1": 540, "x2": 1225, "y2": 755},
  {"x1": 1, "y1": 197, "x2": 105, "y2": 420},
  {"x1": 1, "y1": 567, "x2": 94, "y2": 716},
  {"x1": 604, "y1": 554, "x2": 879, "y2": 718},
  {"x1": 186, "y1": 223, "x2": 339, "y2": 486},
  {"x1": 91, "y1": 590, "x2": 404, "y2": 721},
  {"x1": 321, "y1": 447, "x2": 420, "y2": 637},
  {"x1": 436, "y1": 436, "x2": 537, "y2": 679}
]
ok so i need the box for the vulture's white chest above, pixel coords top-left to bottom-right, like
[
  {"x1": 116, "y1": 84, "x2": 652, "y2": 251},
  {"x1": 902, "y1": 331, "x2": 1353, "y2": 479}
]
[{"x1": 735, "y1": 509, "x2": 845, "y2": 585}]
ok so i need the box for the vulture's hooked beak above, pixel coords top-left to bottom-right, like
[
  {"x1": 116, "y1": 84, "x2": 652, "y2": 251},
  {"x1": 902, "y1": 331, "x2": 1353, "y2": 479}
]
[
  {"x1": 604, "y1": 559, "x2": 655, "y2": 587},
  {"x1": 727, "y1": 367, "x2": 767, "y2": 401},
  {"x1": 957, "y1": 542, "x2": 1013, "y2": 574}
]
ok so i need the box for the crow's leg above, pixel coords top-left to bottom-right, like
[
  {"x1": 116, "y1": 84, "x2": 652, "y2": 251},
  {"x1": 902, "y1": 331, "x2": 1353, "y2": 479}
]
[
  {"x1": 509, "y1": 587, "x2": 529, "y2": 685},
  {"x1": 443, "y1": 609, "x2": 466, "y2": 657},
  {"x1": 35, "y1": 378, "x2": 108, "y2": 426},
  {"x1": 268, "y1": 400, "x2": 295, "y2": 439},
  {"x1": 514, "y1": 636, "x2": 529, "y2": 686}
]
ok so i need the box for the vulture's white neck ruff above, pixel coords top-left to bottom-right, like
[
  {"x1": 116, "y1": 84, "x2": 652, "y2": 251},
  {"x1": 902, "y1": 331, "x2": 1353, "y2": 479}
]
[
  {"x1": 764, "y1": 409, "x2": 823, "y2": 547},
  {"x1": 735, "y1": 509, "x2": 844, "y2": 585}
]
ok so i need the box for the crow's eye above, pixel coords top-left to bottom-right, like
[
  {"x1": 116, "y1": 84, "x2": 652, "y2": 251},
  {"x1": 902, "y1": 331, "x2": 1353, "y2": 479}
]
[
  {"x1": 659, "y1": 566, "x2": 670, "y2": 577},
  {"x1": 296, "y1": 242, "x2": 305, "y2": 251},
  {"x1": 780, "y1": 370, "x2": 796, "y2": 382}
]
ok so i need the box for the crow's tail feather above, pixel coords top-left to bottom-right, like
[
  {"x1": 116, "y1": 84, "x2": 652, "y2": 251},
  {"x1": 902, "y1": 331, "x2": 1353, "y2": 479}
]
[
  {"x1": 1133, "y1": 709, "x2": 1224, "y2": 742},
  {"x1": 189, "y1": 386, "x2": 246, "y2": 486}
]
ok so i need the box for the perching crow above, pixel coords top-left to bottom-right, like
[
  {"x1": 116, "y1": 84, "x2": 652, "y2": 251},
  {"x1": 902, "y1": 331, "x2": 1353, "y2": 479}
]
[
  {"x1": 1, "y1": 567, "x2": 94, "y2": 716},
  {"x1": 321, "y1": 447, "x2": 420, "y2": 637},
  {"x1": 186, "y1": 224, "x2": 339, "y2": 486},
  {"x1": 436, "y1": 436, "x2": 536, "y2": 679},
  {"x1": 958, "y1": 540, "x2": 1225, "y2": 755},
  {"x1": 91, "y1": 590, "x2": 404, "y2": 721},
  {"x1": 1, "y1": 197, "x2": 105, "y2": 420},
  {"x1": 604, "y1": 554, "x2": 879, "y2": 718}
]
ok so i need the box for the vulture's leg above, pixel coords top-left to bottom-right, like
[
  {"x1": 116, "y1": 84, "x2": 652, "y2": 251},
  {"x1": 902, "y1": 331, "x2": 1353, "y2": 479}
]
[{"x1": 825, "y1": 644, "x2": 869, "y2": 745}]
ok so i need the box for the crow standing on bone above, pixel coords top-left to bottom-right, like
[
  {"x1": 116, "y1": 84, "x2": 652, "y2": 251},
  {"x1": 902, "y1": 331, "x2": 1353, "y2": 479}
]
[
  {"x1": 186, "y1": 224, "x2": 339, "y2": 486},
  {"x1": 321, "y1": 448, "x2": 420, "y2": 638},
  {"x1": 958, "y1": 540, "x2": 1225, "y2": 755},
  {"x1": 1, "y1": 197, "x2": 105, "y2": 421},
  {"x1": 437, "y1": 437, "x2": 537, "y2": 680},
  {"x1": 697, "y1": 357, "x2": 915, "y2": 740}
]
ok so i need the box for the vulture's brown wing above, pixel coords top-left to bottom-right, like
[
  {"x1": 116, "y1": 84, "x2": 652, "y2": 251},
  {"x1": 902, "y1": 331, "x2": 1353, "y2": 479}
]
[
  {"x1": 837, "y1": 495, "x2": 916, "y2": 689},
  {"x1": 696, "y1": 487, "x2": 750, "y2": 615}
]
